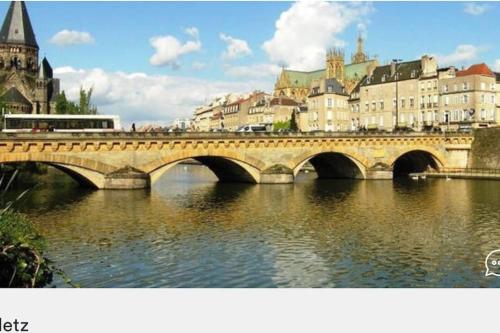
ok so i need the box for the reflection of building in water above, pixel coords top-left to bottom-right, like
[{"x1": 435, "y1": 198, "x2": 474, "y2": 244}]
[{"x1": 0, "y1": 1, "x2": 59, "y2": 114}]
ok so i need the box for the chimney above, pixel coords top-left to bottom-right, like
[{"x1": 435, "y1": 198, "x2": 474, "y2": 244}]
[{"x1": 390, "y1": 61, "x2": 396, "y2": 77}]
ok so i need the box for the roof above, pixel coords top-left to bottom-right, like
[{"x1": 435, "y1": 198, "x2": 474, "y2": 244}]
[
  {"x1": 282, "y1": 69, "x2": 325, "y2": 88},
  {"x1": 361, "y1": 60, "x2": 422, "y2": 87},
  {"x1": 281, "y1": 59, "x2": 376, "y2": 89},
  {"x1": 0, "y1": 1, "x2": 38, "y2": 48},
  {"x1": 270, "y1": 96, "x2": 299, "y2": 106},
  {"x1": 345, "y1": 60, "x2": 377, "y2": 81},
  {"x1": 38, "y1": 57, "x2": 53, "y2": 79},
  {"x1": 1, "y1": 87, "x2": 31, "y2": 105},
  {"x1": 456, "y1": 63, "x2": 495, "y2": 78},
  {"x1": 309, "y1": 78, "x2": 347, "y2": 97}
]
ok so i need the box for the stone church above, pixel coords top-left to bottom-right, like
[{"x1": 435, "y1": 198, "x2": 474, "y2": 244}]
[
  {"x1": 273, "y1": 35, "x2": 378, "y2": 102},
  {"x1": 0, "y1": 1, "x2": 59, "y2": 114}
]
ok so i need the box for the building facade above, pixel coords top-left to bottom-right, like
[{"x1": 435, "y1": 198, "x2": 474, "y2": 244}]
[
  {"x1": 350, "y1": 57, "x2": 500, "y2": 132},
  {"x1": 0, "y1": 1, "x2": 59, "y2": 115},
  {"x1": 302, "y1": 78, "x2": 349, "y2": 132}
]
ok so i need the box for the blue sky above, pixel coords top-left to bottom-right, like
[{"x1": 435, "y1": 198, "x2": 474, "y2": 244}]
[{"x1": 3, "y1": 1, "x2": 499, "y2": 125}]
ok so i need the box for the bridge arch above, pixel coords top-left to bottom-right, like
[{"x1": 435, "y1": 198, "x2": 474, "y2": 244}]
[
  {"x1": 390, "y1": 148, "x2": 444, "y2": 176},
  {"x1": 143, "y1": 152, "x2": 264, "y2": 184},
  {"x1": 292, "y1": 150, "x2": 368, "y2": 179},
  {"x1": 0, "y1": 153, "x2": 115, "y2": 189}
]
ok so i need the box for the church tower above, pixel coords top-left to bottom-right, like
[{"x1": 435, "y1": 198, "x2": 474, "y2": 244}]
[
  {"x1": 0, "y1": 1, "x2": 59, "y2": 115},
  {"x1": 351, "y1": 34, "x2": 368, "y2": 64},
  {"x1": 325, "y1": 48, "x2": 344, "y2": 83},
  {"x1": 0, "y1": 1, "x2": 39, "y2": 74}
]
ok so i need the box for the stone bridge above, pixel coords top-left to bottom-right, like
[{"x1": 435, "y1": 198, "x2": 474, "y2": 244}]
[{"x1": 0, "y1": 132, "x2": 474, "y2": 189}]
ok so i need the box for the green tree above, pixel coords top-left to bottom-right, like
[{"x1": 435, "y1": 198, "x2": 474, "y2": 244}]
[
  {"x1": 55, "y1": 88, "x2": 97, "y2": 115},
  {"x1": 79, "y1": 87, "x2": 97, "y2": 115}
]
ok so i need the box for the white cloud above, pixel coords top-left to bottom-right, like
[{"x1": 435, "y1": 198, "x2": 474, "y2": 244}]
[
  {"x1": 49, "y1": 29, "x2": 94, "y2": 46},
  {"x1": 464, "y1": 3, "x2": 489, "y2": 15},
  {"x1": 149, "y1": 28, "x2": 201, "y2": 69},
  {"x1": 434, "y1": 44, "x2": 485, "y2": 67},
  {"x1": 262, "y1": 1, "x2": 373, "y2": 71},
  {"x1": 223, "y1": 63, "x2": 281, "y2": 79},
  {"x1": 54, "y1": 66, "x2": 273, "y2": 127},
  {"x1": 184, "y1": 27, "x2": 199, "y2": 39},
  {"x1": 219, "y1": 33, "x2": 252, "y2": 60},
  {"x1": 495, "y1": 60, "x2": 500, "y2": 72}
]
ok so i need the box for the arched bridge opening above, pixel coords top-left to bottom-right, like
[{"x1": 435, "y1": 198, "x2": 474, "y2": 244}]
[
  {"x1": 296, "y1": 152, "x2": 366, "y2": 179},
  {"x1": 0, "y1": 162, "x2": 103, "y2": 189},
  {"x1": 148, "y1": 156, "x2": 260, "y2": 184},
  {"x1": 392, "y1": 150, "x2": 441, "y2": 177}
]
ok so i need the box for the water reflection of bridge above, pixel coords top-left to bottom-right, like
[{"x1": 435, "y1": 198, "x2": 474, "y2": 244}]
[{"x1": 0, "y1": 132, "x2": 473, "y2": 189}]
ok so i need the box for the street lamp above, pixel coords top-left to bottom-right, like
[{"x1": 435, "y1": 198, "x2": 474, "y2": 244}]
[{"x1": 393, "y1": 58, "x2": 402, "y2": 131}]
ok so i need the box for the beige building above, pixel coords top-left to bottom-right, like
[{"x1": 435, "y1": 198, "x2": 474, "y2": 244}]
[
  {"x1": 303, "y1": 78, "x2": 350, "y2": 131},
  {"x1": 247, "y1": 94, "x2": 271, "y2": 125},
  {"x1": 439, "y1": 63, "x2": 499, "y2": 129},
  {"x1": 192, "y1": 105, "x2": 213, "y2": 132},
  {"x1": 222, "y1": 98, "x2": 243, "y2": 131},
  {"x1": 352, "y1": 55, "x2": 439, "y2": 131}
]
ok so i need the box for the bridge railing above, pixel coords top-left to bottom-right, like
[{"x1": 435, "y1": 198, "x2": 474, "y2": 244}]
[{"x1": 0, "y1": 130, "x2": 474, "y2": 140}]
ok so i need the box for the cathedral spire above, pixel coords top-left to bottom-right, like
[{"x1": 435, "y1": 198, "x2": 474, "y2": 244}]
[
  {"x1": 0, "y1": 1, "x2": 38, "y2": 48},
  {"x1": 351, "y1": 33, "x2": 368, "y2": 64}
]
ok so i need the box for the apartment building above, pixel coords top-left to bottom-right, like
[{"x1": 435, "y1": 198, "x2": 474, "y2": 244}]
[
  {"x1": 439, "y1": 63, "x2": 499, "y2": 129},
  {"x1": 304, "y1": 78, "x2": 349, "y2": 131}
]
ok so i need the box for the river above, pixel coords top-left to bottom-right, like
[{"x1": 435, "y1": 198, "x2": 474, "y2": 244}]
[{"x1": 11, "y1": 164, "x2": 500, "y2": 287}]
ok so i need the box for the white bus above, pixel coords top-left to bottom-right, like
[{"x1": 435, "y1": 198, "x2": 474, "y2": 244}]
[{"x1": 1, "y1": 114, "x2": 121, "y2": 133}]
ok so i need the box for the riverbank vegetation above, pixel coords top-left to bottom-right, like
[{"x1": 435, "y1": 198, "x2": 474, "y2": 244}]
[{"x1": 0, "y1": 171, "x2": 71, "y2": 288}]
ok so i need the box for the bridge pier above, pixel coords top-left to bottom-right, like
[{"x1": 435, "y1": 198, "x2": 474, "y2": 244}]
[
  {"x1": 365, "y1": 170, "x2": 393, "y2": 180},
  {"x1": 259, "y1": 164, "x2": 294, "y2": 184},
  {"x1": 103, "y1": 166, "x2": 150, "y2": 190}
]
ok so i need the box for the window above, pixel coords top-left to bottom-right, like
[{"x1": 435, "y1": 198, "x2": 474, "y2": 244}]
[
  {"x1": 463, "y1": 95, "x2": 468, "y2": 103},
  {"x1": 481, "y1": 95, "x2": 485, "y2": 103},
  {"x1": 454, "y1": 84, "x2": 458, "y2": 91},
  {"x1": 371, "y1": 102, "x2": 376, "y2": 111},
  {"x1": 409, "y1": 97, "x2": 415, "y2": 108},
  {"x1": 381, "y1": 75, "x2": 386, "y2": 82},
  {"x1": 444, "y1": 96, "x2": 449, "y2": 106},
  {"x1": 492, "y1": 95, "x2": 496, "y2": 104},
  {"x1": 481, "y1": 82, "x2": 486, "y2": 90},
  {"x1": 393, "y1": 98, "x2": 397, "y2": 108},
  {"x1": 480, "y1": 109, "x2": 486, "y2": 120},
  {"x1": 327, "y1": 110, "x2": 333, "y2": 120},
  {"x1": 463, "y1": 82, "x2": 468, "y2": 90},
  {"x1": 401, "y1": 98, "x2": 405, "y2": 109},
  {"x1": 379, "y1": 101, "x2": 384, "y2": 110},
  {"x1": 365, "y1": 103, "x2": 369, "y2": 112},
  {"x1": 443, "y1": 84, "x2": 448, "y2": 93},
  {"x1": 327, "y1": 98, "x2": 332, "y2": 107}
]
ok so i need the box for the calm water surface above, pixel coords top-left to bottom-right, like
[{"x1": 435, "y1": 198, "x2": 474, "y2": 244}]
[{"x1": 13, "y1": 165, "x2": 500, "y2": 287}]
